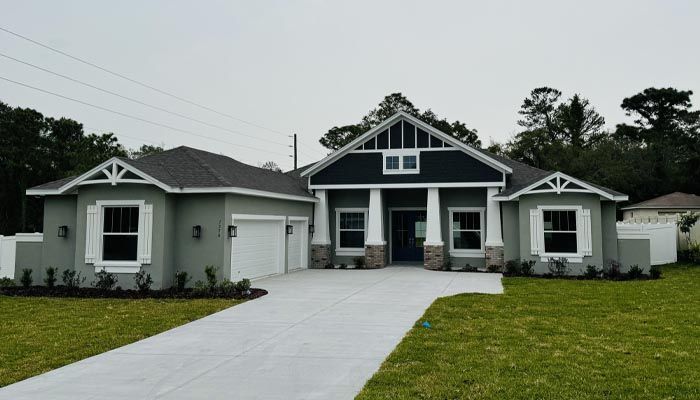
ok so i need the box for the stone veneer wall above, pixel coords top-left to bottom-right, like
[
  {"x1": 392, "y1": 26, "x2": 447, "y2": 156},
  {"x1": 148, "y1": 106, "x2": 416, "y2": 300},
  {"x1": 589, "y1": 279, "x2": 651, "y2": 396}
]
[
  {"x1": 424, "y1": 244, "x2": 444, "y2": 270},
  {"x1": 310, "y1": 244, "x2": 332, "y2": 269},
  {"x1": 485, "y1": 246, "x2": 504, "y2": 269},
  {"x1": 365, "y1": 244, "x2": 386, "y2": 269}
]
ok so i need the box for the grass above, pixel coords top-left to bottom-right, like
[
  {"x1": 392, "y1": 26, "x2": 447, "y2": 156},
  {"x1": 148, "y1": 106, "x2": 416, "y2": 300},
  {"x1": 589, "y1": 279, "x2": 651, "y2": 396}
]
[
  {"x1": 0, "y1": 296, "x2": 241, "y2": 387},
  {"x1": 357, "y1": 264, "x2": 700, "y2": 400}
]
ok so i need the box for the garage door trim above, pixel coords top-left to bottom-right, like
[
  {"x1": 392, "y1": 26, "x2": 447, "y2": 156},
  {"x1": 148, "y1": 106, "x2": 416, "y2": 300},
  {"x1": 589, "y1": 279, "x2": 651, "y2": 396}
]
[
  {"x1": 288, "y1": 216, "x2": 309, "y2": 270},
  {"x1": 231, "y1": 213, "x2": 286, "y2": 280}
]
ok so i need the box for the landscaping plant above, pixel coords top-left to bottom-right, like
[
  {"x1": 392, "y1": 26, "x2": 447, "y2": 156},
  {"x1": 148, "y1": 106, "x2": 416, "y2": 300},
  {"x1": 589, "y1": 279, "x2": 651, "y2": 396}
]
[
  {"x1": 504, "y1": 260, "x2": 520, "y2": 276},
  {"x1": 204, "y1": 265, "x2": 218, "y2": 289},
  {"x1": 324, "y1": 262, "x2": 335, "y2": 269},
  {"x1": 627, "y1": 264, "x2": 645, "y2": 279},
  {"x1": 20, "y1": 268, "x2": 33, "y2": 288},
  {"x1": 0, "y1": 277, "x2": 15, "y2": 287},
  {"x1": 234, "y1": 278, "x2": 251, "y2": 294},
  {"x1": 62, "y1": 269, "x2": 85, "y2": 288},
  {"x1": 339, "y1": 263, "x2": 348, "y2": 269},
  {"x1": 547, "y1": 258, "x2": 569, "y2": 277},
  {"x1": 486, "y1": 263, "x2": 502, "y2": 273},
  {"x1": 584, "y1": 265, "x2": 600, "y2": 279},
  {"x1": 173, "y1": 270, "x2": 191, "y2": 291},
  {"x1": 353, "y1": 256, "x2": 366, "y2": 269},
  {"x1": 462, "y1": 264, "x2": 479, "y2": 272},
  {"x1": 650, "y1": 264, "x2": 662, "y2": 279},
  {"x1": 603, "y1": 260, "x2": 622, "y2": 279},
  {"x1": 133, "y1": 268, "x2": 153, "y2": 292},
  {"x1": 520, "y1": 260, "x2": 535, "y2": 276},
  {"x1": 44, "y1": 267, "x2": 58, "y2": 288},
  {"x1": 93, "y1": 268, "x2": 118, "y2": 290}
]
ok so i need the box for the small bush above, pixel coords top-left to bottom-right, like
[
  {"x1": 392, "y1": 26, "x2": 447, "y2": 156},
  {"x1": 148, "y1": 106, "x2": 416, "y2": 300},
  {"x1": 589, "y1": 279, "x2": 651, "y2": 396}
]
[
  {"x1": 603, "y1": 260, "x2": 622, "y2": 279},
  {"x1": 193, "y1": 280, "x2": 208, "y2": 295},
  {"x1": 44, "y1": 267, "x2": 58, "y2": 288},
  {"x1": 462, "y1": 264, "x2": 478, "y2": 272},
  {"x1": 650, "y1": 264, "x2": 662, "y2": 279},
  {"x1": 584, "y1": 265, "x2": 600, "y2": 279},
  {"x1": 441, "y1": 259, "x2": 453, "y2": 271},
  {"x1": 62, "y1": 269, "x2": 85, "y2": 288},
  {"x1": 133, "y1": 268, "x2": 153, "y2": 292},
  {"x1": 353, "y1": 256, "x2": 366, "y2": 269},
  {"x1": 218, "y1": 279, "x2": 236, "y2": 296},
  {"x1": 93, "y1": 268, "x2": 118, "y2": 290},
  {"x1": 339, "y1": 263, "x2": 348, "y2": 269},
  {"x1": 520, "y1": 260, "x2": 535, "y2": 276},
  {"x1": 627, "y1": 264, "x2": 645, "y2": 279},
  {"x1": 547, "y1": 258, "x2": 569, "y2": 277},
  {"x1": 204, "y1": 265, "x2": 218, "y2": 289},
  {"x1": 174, "y1": 270, "x2": 191, "y2": 291},
  {"x1": 0, "y1": 277, "x2": 15, "y2": 287},
  {"x1": 324, "y1": 262, "x2": 335, "y2": 269},
  {"x1": 20, "y1": 268, "x2": 33, "y2": 288},
  {"x1": 504, "y1": 260, "x2": 520, "y2": 276},
  {"x1": 234, "y1": 278, "x2": 251, "y2": 294},
  {"x1": 486, "y1": 263, "x2": 502, "y2": 273}
]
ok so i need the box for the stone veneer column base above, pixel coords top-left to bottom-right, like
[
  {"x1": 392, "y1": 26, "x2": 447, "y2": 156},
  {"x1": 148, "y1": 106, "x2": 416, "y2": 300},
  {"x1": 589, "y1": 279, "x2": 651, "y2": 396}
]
[
  {"x1": 365, "y1": 244, "x2": 386, "y2": 269},
  {"x1": 485, "y1": 245, "x2": 505, "y2": 270},
  {"x1": 423, "y1": 244, "x2": 445, "y2": 270},
  {"x1": 310, "y1": 244, "x2": 332, "y2": 269}
]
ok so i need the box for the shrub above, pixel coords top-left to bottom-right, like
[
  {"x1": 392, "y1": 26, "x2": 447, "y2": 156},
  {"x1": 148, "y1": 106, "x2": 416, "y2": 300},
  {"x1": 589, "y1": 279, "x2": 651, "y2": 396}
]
[
  {"x1": 627, "y1": 264, "x2": 645, "y2": 279},
  {"x1": 324, "y1": 262, "x2": 335, "y2": 269},
  {"x1": 218, "y1": 279, "x2": 236, "y2": 296},
  {"x1": 174, "y1": 270, "x2": 191, "y2": 291},
  {"x1": 650, "y1": 264, "x2": 662, "y2": 279},
  {"x1": 44, "y1": 267, "x2": 58, "y2": 288},
  {"x1": 62, "y1": 269, "x2": 85, "y2": 288},
  {"x1": 547, "y1": 258, "x2": 569, "y2": 277},
  {"x1": 133, "y1": 268, "x2": 153, "y2": 292},
  {"x1": 603, "y1": 260, "x2": 622, "y2": 279},
  {"x1": 441, "y1": 259, "x2": 453, "y2": 271},
  {"x1": 339, "y1": 263, "x2": 348, "y2": 269},
  {"x1": 193, "y1": 280, "x2": 208, "y2": 295},
  {"x1": 504, "y1": 260, "x2": 520, "y2": 276},
  {"x1": 204, "y1": 265, "x2": 218, "y2": 289},
  {"x1": 520, "y1": 260, "x2": 535, "y2": 276},
  {"x1": 486, "y1": 263, "x2": 502, "y2": 273},
  {"x1": 93, "y1": 268, "x2": 118, "y2": 290},
  {"x1": 584, "y1": 265, "x2": 600, "y2": 279},
  {"x1": 234, "y1": 278, "x2": 251, "y2": 294},
  {"x1": 20, "y1": 268, "x2": 33, "y2": 288},
  {"x1": 677, "y1": 212, "x2": 699, "y2": 247},
  {"x1": 462, "y1": 264, "x2": 478, "y2": 272},
  {"x1": 0, "y1": 277, "x2": 15, "y2": 287},
  {"x1": 353, "y1": 256, "x2": 366, "y2": 269}
]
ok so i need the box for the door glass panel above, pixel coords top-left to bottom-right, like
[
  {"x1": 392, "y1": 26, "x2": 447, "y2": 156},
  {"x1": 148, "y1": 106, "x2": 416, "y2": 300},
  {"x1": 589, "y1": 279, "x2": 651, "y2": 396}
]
[{"x1": 414, "y1": 213, "x2": 426, "y2": 247}]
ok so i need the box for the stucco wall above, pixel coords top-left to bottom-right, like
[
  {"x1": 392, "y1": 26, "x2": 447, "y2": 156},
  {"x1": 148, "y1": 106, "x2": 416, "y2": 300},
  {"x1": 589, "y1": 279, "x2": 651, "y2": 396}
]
[
  {"x1": 617, "y1": 238, "x2": 651, "y2": 272},
  {"x1": 502, "y1": 201, "x2": 520, "y2": 261},
  {"x1": 518, "y1": 193, "x2": 605, "y2": 275},
  {"x1": 39, "y1": 196, "x2": 77, "y2": 281},
  {"x1": 601, "y1": 201, "x2": 619, "y2": 263},
  {"x1": 14, "y1": 241, "x2": 43, "y2": 284}
]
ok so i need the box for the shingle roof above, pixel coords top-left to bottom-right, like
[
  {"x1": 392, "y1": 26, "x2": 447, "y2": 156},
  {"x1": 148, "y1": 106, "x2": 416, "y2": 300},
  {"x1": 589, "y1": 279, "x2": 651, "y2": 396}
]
[
  {"x1": 29, "y1": 176, "x2": 77, "y2": 190},
  {"x1": 622, "y1": 192, "x2": 700, "y2": 210}
]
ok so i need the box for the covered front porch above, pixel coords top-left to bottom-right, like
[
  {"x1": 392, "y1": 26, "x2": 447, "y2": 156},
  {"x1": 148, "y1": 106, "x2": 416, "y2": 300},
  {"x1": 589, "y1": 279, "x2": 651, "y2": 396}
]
[{"x1": 309, "y1": 187, "x2": 505, "y2": 270}]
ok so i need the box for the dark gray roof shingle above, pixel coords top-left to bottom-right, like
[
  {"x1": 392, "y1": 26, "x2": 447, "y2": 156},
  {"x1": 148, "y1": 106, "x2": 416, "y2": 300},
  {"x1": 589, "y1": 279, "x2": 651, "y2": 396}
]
[{"x1": 622, "y1": 192, "x2": 700, "y2": 210}]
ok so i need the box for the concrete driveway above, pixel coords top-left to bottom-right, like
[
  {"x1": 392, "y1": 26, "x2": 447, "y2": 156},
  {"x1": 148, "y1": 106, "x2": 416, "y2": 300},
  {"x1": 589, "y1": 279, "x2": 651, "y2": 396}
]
[{"x1": 0, "y1": 267, "x2": 503, "y2": 400}]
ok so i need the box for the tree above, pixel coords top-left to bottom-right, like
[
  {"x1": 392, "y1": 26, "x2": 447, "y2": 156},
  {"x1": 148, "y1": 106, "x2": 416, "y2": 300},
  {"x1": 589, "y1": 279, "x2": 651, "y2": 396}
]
[
  {"x1": 259, "y1": 161, "x2": 282, "y2": 172},
  {"x1": 129, "y1": 144, "x2": 165, "y2": 159},
  {"x1": 556, "y1": 94, "x2": 606, "y2": 148},
  {"x1": 319, "y1": 93, "x2": 480, "y2": 151},
  {"x1": 677, "y1": 212, "x2": 699, "y2": 247},
  {"x1": 517, "y1": 87, "x2": 562, "y2": 139}
]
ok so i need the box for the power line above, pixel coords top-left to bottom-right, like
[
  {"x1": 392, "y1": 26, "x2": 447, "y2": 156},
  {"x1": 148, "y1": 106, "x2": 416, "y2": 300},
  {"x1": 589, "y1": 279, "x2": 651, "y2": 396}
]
[
  {"x1": 0, "y1": 52, "x2": 292, "y2": 149},
  {"x1": 0, "y1": 75, "x2": 290, "y2": 158}
]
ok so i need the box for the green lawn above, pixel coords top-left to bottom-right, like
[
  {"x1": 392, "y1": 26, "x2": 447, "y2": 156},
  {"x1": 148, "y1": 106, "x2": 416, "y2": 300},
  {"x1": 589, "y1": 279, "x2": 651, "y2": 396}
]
[
  {"x1": 0, "y1": 297, "x2": 240, "y2": 387},
  {"x1": 358, "y1": 264, "x2": 700, "y2": 400}
]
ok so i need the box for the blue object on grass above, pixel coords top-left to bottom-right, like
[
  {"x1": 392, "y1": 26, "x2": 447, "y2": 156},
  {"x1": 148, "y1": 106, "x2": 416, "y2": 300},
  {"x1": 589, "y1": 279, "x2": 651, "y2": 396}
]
[{"x1": 422, "y1": 321, "x2": 431, "y2": 328}]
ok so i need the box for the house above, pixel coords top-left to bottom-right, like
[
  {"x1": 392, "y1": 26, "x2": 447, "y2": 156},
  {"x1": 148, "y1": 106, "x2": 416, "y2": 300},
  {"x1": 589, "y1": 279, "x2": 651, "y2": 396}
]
[
  {"x1": 622, "y1": 192, "x2": 700, "y2": 249},
  {"x1": 20, "y1": 112, "x2": 648, "y2": 288}
]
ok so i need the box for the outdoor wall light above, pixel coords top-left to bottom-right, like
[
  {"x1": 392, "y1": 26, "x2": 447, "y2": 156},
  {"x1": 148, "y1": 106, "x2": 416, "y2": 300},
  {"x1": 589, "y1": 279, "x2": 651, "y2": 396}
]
[
  {"x1": 192, "y1": 225, "x2": 202, "y2": 238},
  {"x1": 228, "y1": 225, "x2": 238, "y2": 238},
  {"x1": 57, "y1": 225, "x2": 68, "y2": 238},
  {"x1": 286, "y1": 224, "x2": 294, "y2": 235},
  {"x1": 308, "y1": 224, "x2": 314, "y2": 234}
]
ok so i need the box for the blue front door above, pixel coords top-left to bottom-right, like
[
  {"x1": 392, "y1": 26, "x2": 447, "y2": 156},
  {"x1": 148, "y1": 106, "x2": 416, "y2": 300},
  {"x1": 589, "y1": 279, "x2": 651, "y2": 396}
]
[{"x1": 391, "y1": 210, "x2": 426, "y2": 262}]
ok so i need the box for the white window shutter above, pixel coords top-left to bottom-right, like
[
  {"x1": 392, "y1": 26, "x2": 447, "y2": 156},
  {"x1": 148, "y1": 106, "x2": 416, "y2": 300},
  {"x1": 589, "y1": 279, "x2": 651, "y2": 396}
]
[
  {"x1": 529, "y1": 209, "x2": 541, "y2": 255},
  {"x1": 581, "y1": 209, "x2": 592, "y2": 256},
  {"x1": 85, "y1": 205, "x2": 98, "y2": 264},
  {"x1": 140, "y1": 204, "x2": 153, "y2": 264}
]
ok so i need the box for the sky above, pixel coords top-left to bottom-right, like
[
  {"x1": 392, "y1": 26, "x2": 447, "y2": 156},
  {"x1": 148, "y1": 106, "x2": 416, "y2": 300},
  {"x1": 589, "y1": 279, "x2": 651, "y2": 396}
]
[{"x1": 1, "y1": 1, "x2": 699, "y2": 170}]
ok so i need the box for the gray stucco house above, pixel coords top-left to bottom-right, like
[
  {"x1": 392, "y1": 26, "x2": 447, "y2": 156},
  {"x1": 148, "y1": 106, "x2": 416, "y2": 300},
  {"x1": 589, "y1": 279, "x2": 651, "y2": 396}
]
[{"x1": 23, "y1": 112, "x2": 644, "y2": 288}]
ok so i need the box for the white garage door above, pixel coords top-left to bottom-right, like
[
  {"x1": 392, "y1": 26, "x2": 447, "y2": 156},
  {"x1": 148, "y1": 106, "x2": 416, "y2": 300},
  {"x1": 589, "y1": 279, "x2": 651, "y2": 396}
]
[
  {"x1": 231, "y1": 217, "x2": 284, "y2": 281},
  {"x1": 287, "y1": 219, "x2": 307, "y2": 271}
]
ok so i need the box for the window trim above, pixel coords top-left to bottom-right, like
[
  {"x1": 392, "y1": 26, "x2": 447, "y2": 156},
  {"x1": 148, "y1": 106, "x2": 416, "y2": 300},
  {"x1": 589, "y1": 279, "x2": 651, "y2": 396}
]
[
  {"x1": 382, "y1": 149, "x2": 420, "y2": 175},
  {"x1": 94, "y1": 200, "x2": 145, "y2": 271},
  {"x1": 335, "y1": 208, "x2": 368, "y2": 256},
  {"x1": 537, "y1": 205, "x2": 584, "y2": 263},
  {"x1": 448, "y1": 207, "x2": 485, "y2": 257}
]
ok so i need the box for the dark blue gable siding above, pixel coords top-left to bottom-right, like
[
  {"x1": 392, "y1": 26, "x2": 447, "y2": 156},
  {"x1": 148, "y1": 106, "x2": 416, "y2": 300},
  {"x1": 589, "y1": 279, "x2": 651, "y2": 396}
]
[{"x1": 310, "y1": 151, "x2": 503, "y2": 185}]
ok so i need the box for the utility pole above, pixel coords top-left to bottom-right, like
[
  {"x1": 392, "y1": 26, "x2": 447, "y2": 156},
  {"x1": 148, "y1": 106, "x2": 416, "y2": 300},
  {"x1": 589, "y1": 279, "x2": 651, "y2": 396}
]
[{"x1": 289, "y1": 133, "x2": 298, "y2": 170}]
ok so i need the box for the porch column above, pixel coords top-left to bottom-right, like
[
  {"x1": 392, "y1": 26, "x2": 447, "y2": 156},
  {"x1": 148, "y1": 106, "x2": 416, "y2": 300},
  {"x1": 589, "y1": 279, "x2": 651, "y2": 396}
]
[
  {"x1": 484, "y1": 186, "x2": 505, "y2": 269},
  {"x1": 310, "y1": 189, "x2": 331, "y2": 268},
  {"x1": 365, "y1": 188, "x2": 386, "y2": 268},
  {"x1": 424, "y1": 187, "x2": 445, "y2": 270}
]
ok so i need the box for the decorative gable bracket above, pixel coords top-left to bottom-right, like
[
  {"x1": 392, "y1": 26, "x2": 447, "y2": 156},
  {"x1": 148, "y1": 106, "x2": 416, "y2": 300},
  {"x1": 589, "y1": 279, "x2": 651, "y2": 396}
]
[{"x1": 78, "y1": 159, "x2": 150, "y2": 187}]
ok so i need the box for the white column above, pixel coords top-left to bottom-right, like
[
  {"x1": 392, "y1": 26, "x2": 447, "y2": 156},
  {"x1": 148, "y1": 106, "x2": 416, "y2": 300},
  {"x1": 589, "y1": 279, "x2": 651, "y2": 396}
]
[
  {"x1": 484, "y1": 187, "x2": 504, "y2": 246},
  {"x1": 425, "y1": 187, "x2": 443, "y2": 246},
  {"x1": 365, "y1": 188, "x2": 385, "y2": 245},
  {"x1": 311, "y1": 189, "x2": 331, "y2": 245}
]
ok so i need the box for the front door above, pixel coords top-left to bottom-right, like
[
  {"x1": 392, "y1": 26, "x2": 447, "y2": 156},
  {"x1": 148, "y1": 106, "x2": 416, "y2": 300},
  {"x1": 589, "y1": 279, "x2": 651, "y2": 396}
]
[{"x1": 391, "y1": 210, "x2": 426, "y2": 262}]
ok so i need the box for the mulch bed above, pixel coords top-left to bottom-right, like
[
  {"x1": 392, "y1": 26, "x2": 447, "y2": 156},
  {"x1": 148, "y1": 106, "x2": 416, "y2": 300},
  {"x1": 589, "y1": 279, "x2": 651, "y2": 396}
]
[{"x1": 0, "y1": 286, "x2": 268, "y2": 300}]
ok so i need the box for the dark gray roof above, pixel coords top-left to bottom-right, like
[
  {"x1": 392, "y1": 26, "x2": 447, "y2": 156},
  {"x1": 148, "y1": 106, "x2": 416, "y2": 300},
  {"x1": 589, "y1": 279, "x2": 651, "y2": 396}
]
[
  {"x1": 622, "y1": 192, "x2": 700, "y2": 210},
  {"x1": 30, "y1": 146, "x2": 313, "y2": 198},
  {"x1": 29, "y1": 176, "x2": 77, "y2": 190}
]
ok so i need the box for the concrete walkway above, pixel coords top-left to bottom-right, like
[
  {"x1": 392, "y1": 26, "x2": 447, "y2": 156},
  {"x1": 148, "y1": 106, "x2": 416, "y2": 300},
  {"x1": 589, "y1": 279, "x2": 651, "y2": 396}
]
[{"x1": 0, "y1": 267, "x2": 503, "y2": 400}]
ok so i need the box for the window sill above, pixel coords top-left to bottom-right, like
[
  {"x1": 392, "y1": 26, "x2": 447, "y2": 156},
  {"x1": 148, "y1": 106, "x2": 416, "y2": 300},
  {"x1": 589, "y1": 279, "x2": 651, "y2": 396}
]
[
  {"x1": 382, "y1": 169, "x2": 420, "y2": 175},
  {"x1": 540, "y1": 255, "x2": 583, "y2": 264},
  {"x1": 94, "y1": 262, "x2": 141, "y2": 274},
  {"x1": 335, "y1": 248, "x2": 365, "y2": 256},
  {"x1": 449, "y1": 250, "x2": 485, "y2": 258}
]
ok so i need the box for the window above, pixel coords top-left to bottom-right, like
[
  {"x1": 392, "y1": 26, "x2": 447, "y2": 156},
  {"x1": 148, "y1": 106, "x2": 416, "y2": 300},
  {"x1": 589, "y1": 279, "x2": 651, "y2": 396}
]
[
  {"x1": 385, "y1": 156, "x2": 400, "y2": 170},
  {"x1": 543, "y1": 210, "x2": 577, "y2": 254},
  {"x1": 336, "y1": 209, "x2": 367, "y2": 254},
  {"x1": 403, "y1": 155, "x2": 417, "y2": 170},
  {"x1": 102, "y1": 206, "x2": 139, "y2": 261},
  {"x1": 449, "y1": 208, "x2": 485, "y2": 256}
]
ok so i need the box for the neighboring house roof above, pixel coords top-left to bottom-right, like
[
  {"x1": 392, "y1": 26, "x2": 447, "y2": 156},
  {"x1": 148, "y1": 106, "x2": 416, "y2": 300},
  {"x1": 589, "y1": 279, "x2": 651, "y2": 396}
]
[
  {"x1": 621, "y1": 192, "x2": 700, "y2": 210},
  {"x1": 27, "y1": 146, "x2": 315, "y2": 201}
]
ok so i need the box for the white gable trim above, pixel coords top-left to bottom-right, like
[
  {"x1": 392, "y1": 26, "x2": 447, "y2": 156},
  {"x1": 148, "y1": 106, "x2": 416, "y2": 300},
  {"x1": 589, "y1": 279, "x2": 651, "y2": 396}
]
[
  {"x1": 493, "y1": 171, "x2": 628, "y2": 202},
  {"x1": 300, "y1": 112, "x2": 513, "y2": 177}
]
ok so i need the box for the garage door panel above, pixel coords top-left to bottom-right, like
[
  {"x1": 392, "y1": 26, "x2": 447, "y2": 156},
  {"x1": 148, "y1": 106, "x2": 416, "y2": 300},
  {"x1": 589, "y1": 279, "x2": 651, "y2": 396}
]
[{"x1": 231, "y1": 218, "x2": 283, "y2": 281}]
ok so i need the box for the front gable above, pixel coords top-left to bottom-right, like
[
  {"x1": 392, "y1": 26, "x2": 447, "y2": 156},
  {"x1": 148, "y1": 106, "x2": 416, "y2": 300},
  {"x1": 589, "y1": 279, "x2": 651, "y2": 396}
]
[{"x1": 304, "y1": 112, "x2": 510, "y2": 188}]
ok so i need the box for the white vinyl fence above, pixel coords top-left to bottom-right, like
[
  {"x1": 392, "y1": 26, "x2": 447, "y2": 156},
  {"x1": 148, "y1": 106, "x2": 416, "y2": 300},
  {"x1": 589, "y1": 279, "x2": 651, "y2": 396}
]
[
  {"x1": 616, "y1": 222, "x2": 677, "y2": 265},
  {"x1": 0, "y1": 235, "x2": 17, "y2": 279},
  {"x1": 624, "y1": 215, "x2": 700, "y2": 250}
]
